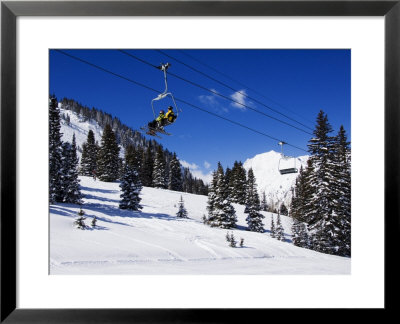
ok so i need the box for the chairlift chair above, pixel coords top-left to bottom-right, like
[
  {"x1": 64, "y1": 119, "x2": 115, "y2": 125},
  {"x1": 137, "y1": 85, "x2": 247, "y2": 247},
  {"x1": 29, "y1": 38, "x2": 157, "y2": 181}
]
[
  {"x1": 278, "y1": 141, "x2": 298, "y2": 175},
  {"x1": 150, "y1": 62, "x2": 180, "y2": 120}
]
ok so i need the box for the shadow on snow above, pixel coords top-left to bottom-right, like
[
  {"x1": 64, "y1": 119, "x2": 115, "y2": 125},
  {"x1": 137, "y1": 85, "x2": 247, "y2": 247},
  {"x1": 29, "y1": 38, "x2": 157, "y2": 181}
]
[{"x1": 50, "y1": 202, "x2": 181, "y2": 227}]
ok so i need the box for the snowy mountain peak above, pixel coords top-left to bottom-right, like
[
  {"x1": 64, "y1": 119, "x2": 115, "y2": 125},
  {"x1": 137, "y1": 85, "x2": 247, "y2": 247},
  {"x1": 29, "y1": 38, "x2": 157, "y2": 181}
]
[{"x1": 243, "y1": 150, "x2": 308, "y2": 209}]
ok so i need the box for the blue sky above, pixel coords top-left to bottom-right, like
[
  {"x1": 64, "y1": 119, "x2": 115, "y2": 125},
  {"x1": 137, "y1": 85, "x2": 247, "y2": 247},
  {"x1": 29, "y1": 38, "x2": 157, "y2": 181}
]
[{"x1": 50, "y1": 49, "x2": 350, "y2": 181}]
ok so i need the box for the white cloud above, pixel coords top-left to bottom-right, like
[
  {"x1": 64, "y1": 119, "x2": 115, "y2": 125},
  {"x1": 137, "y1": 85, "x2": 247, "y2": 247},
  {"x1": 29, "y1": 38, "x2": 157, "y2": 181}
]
[
  {"x1": 180, "y1": 160, "x2": 199, "y2": 170},
  {"x1": 230, "y1": 89, "x2": 248, "y2": 110},
  {"x1": 190, "y1": 170, "x2": 213, "y2": 185},
  {"x1": 204, "y1": 161, "x2": 211, "y2": 169},
  {"x1": 198, "y1": 94, "x2": 217, "y2": 106},
  {"x1": 198, "y1": 89, "x2": 228, "y2": 113},
  {"x1": 180, "y1": 160, "x2": 213, "y2": 184}
]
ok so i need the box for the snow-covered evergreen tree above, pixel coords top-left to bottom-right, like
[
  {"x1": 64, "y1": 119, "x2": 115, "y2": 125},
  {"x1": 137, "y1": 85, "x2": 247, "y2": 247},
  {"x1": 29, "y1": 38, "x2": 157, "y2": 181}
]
[
  {"x1": 289, "y1": 111, "x2": 351, "y2": 256},
  {"x1": 275, "y1": 213, "x2": 285, "y2": 241},
  {"x1": 244, "y1": 168, "x2": 264, "y2": 232},
  {"x1": 80, "y1": 129, "x2": 98, "y2": 176},
  {"x1": 270, "y1": 215, "x2": 276, "y2": 238},
  {"x1": 330, "y1": 125, "x2": 351, "y2": 256},
  {"x1": 260, "y1": 191, "x2": 268, "y2": 212},
  {"x1": 74, "y1": 209, "x2": 86, "y2": 230},
  {"x1": 280, "y1": 203, "x2": 288, "y2": 216},
  {"x1": 307, "y1": 111, "x2": 349, "y2": 254},
  {"x1": 207, "y1": 163, "x2": 237, "y2": 229},
  {"x1": 61, "y1": 134, "x2": 82, "y2": 204},
  {"x1": 168, "y1": 153, "x2": 183, "y2": 191},
  {"x1": 225, "y1": 167, "x2": 233, "y2": 197},
  {"x1": 206, "y1": 170, "x2": 218, "y2": 225},
  {"x1": 176, "y1": 195, "x2": 188, "y2": 218},
  {"x1": 152, "y1": 146, "x2": 167, "y2": 189},
  {"x1": 291, "y1": 218, "x2": 309, "y2": 248},
  {"x1": 334, "y1": 126, "x2": 351, "y2": 257},
  {"x1": 182, "y1": 167, "x2": 193, "y2": 193},
  {"x1": 119, "y1": 165, "x2": 142, "y2": 211},
  {"x1": 119, "y1": 146, "x2": 142, "y2": 211},
  {"x1": 97, "y1": 124, "x2": 120, "y2": 182},
  {"x1": 140, "y1": 146, "x2": 154, "y2": 187},
  {"x1": 124, "y1": 144, "x2": 141, "y2": 171},
  {"x1": 312, "y1": 125, "x2": 351, "y2": 256},
  {"x1": 229, "y1": 233, "x2": 237, "y2": 247},
  {"x1": 231, "y1": 161, "x2": 247, "y2": 204},
  {"x1": 49, "y1": 97, "x2": 64, "y2": 203},
  {"x1": 91, "y1": 216, "x2": 97, "y2": 228}
]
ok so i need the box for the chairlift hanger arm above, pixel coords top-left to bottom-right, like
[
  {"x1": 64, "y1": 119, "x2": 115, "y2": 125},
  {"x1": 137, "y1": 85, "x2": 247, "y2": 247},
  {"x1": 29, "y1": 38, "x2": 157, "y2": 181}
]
[{"x1": 150, "y1": 62, "x2": 180, "y2": 119}]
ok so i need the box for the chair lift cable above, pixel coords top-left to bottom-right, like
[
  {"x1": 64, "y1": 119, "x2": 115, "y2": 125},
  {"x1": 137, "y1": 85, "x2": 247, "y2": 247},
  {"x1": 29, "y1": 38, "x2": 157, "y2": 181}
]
[
  {"x1": 54, "y1": 49, "x2": 308, "y2": 154},
  {"x1": 157, "y1": 49, "x2": 314, "y2": 132},
  {"x1": 178, "y1": 49, "x2": 316, "y2": 127},
  {"x1": 118, "y1": 50, "x2": 313, "y2": 136}
]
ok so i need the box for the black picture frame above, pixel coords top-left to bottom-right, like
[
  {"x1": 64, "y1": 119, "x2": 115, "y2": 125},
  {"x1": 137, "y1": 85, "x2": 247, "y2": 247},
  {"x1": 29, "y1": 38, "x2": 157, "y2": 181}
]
[{"x1": 1, "y1": 0, "x2": 398, "y2": 322}]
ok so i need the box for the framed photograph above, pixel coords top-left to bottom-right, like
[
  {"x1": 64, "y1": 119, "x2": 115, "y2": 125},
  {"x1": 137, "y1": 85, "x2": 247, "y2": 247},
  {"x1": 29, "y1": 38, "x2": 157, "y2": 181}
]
[{"x1": 1, "y1": 0, "x2": 398, "y2": 321}]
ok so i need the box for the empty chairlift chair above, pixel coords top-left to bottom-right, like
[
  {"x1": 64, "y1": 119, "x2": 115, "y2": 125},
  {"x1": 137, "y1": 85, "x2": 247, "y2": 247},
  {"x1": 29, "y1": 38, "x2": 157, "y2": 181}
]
[{"x1": 278, "y1": 141, "x2": 298, "y2": 175}]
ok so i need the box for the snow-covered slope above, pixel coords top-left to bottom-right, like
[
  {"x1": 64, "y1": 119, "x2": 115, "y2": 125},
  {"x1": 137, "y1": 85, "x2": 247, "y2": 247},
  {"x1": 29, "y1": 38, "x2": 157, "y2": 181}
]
[
  {"x1": 243, "y1": 151, "x2": 308, "y2": 207},
  {"x1": 59, "y1": 106, "x2": 126, "y2": 158},
  {"x1": 60, "y1": 106, "x2": 103, "y2": 154},
  {"x1": 50, "y1": 176, "x2": 350, "y2": 275}
]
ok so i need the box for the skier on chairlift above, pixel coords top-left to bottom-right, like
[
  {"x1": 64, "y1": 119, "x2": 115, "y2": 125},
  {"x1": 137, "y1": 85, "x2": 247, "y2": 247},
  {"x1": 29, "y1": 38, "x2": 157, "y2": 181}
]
[
  {"x1": 147, "y1": 106, "x2": 177, "y2": 135},
  {"x1": 141, "y1": 62, "x2": 180, "y2": 137},
  {"x1": 148, "y1": 110, "x2": 166, "y2": 133}
]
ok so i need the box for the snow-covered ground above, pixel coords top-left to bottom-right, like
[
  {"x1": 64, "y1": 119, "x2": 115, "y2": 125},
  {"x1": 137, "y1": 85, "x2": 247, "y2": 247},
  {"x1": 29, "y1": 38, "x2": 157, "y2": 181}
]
[{"x1": 50, "y1": 176, "x2": 350, "y2": 275}]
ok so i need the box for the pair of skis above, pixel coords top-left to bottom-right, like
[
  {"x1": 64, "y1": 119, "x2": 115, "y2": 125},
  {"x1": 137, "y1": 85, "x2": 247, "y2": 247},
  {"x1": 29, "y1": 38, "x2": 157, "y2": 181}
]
[{"x1": 140, "y1": 125, "x2": 171, "y2": 138}]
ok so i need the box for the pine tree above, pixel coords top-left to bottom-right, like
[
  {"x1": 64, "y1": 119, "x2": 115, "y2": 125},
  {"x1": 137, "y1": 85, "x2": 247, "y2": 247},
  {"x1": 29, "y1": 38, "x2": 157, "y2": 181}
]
[
  {"x1": 307, "y1": 112, "x2": 334, "y2": 218},
  {"x1": 275, "y1": 213, "x2": 285, "y2": 241},
  {"x1": 97, "y1": 124, "x2": 120, "y2": 182},
  {"x1": 289, "y1": 111, "x2": 352, "y2": 256},
  {"x1": 231, "y1": 161, "x2": 247, "y2": 204},
  {"x1": 270, "y1": 215, "x2": 276, "y2": 238},
  {"x1": 80, "y1": 129, "x2": 98, "y2": 176},
  {"x1": 206, "y1": 170, "x2": 218, "y2": 225},
  {"x1": 330, "y1": 125, "x2": 351, "y2": 256},
  {"x1": 168, "y1": 153, "x2": 183, "y2": 191},
  {"x1": 314, "y1": 125, "x2": 351, "y2": 256},
  {"x1": 260, "y1": 191, "x2": 268, "y2": 211},
  {"x1": 176, "y1": 196, "x2": 188, "y2": 218},
  {"x1": 244, "y1": 168, "x2": 264, "y2": 232},
  {"x1": 207, "y1": 163, "x2": 237, "y2": 229},
  {"x1": 291, "y1": 218, "x2": 309, "y2": 248},
  {"x1": 182, "y1": 168, "x2": 193, "y2": 193},
  {"x1": 307, "y1": 111, "x2": 338, "y2": 254},
  {"x1": 280, "y1": 203, "x2": 288, "y2": 216},
  {"x1": 119, "y1": 147, "x2": 142, "y2": 211},
  {"x1": 152, "y1": 146, "x2": 167, "y2": 188},
  {"x1": 49, "y1": 97, "x2": 64, "y2": 203},
  {"x1": 291, "y1": 160, "x2": 318, "y2": 225},
  {"x1": 225, "y1": 167, "x2": 234, "y2": 200},
  {"x1": 91, "y1": 216, "x2": 97, "y2": 228},
  {"x1": 125, "y1": 144, "x2": 141, "y2": 170},
  {"x1": 140, "y1": 146, "x2": 154, "y2": 187},
  {"x1": 61, "y1": 134, "x2": 82, "y2": 204},
  {"x1": 229, "y1": 233, "x2": 237, "y2": 247},
  {"x1": 74, "y1": 209, "x2": 86, "y2": 230}
]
